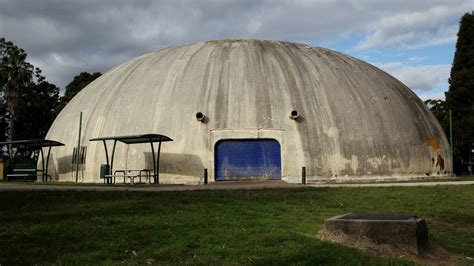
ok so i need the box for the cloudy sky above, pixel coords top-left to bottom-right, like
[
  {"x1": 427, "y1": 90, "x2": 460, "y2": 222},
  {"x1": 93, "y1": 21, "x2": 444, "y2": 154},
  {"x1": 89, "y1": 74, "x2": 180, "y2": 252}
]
[{"x1": 1, "y1": 0, "x2": 473, "y2": 100}]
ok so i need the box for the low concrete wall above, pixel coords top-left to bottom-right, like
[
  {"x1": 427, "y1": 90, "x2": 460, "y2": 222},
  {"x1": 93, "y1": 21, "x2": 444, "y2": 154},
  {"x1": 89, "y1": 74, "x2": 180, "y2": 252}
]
[
  {"x1": 310, "y1": 174, "x2": 456, "y2": 184},
  {"x1": 325, "y1": 213, "x2": 429, "y2": 256}
]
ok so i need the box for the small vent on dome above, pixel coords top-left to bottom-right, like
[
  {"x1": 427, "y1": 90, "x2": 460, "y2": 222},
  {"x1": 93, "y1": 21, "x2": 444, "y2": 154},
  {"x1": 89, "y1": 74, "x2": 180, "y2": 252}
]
[
  {"x1": 196, "y1": 112, "x2": 206, "y2": 122},
  {"x1": 290, "y1": 110, "x2": 300, "y2": 121}
]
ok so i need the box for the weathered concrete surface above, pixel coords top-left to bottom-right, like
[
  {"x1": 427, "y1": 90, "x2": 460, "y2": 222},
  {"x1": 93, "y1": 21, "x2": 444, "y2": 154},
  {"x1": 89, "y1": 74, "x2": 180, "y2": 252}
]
[
  {"x1": 46, "y1": 39, "x2": 451, "y2": 183},
  {"x1": 310, "y1": 180, "x2": 474, "y2": 188},
  {"x1": 325, "y1": 213, "x2": 429, "y2": 256}
]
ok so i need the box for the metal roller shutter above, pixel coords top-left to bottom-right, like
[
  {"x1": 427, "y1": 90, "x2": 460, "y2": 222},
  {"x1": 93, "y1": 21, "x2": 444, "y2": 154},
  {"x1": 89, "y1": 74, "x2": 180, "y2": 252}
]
[{"x1": 215, "y1": 139, "x2": 281, "y2": 180}]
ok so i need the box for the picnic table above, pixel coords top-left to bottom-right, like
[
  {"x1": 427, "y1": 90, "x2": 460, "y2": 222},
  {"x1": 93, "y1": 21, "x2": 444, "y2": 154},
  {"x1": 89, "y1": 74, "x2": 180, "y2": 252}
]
[
  {"x1": 90, "y1": 134, "x2": 173, "y2": 185},
  {"x1": 106, "y1": 169, "x2": 152, "y2": 184}
]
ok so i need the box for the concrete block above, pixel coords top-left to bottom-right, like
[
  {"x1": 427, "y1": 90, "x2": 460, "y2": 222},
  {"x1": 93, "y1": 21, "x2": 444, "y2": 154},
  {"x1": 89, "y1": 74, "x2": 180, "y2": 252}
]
[{"x1": 325, "y1": 213, "x2": 429, "y2": 256}]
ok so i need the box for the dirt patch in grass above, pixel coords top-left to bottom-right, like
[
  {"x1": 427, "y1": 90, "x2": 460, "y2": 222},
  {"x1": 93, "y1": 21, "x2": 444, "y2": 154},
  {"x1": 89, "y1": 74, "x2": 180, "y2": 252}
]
[{"x1": 317, "y1": 229, "x2": 471, "y2": 265}]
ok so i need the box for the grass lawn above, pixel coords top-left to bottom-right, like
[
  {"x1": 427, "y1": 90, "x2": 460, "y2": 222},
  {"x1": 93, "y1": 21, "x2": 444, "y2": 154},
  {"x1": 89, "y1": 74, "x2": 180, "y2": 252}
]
[
  {"x1": 458, "y1": 175, "x2": 474, "y2": 181},
  {"x1": 0, "y1": 186, "x2": 473, "y2": 265}
]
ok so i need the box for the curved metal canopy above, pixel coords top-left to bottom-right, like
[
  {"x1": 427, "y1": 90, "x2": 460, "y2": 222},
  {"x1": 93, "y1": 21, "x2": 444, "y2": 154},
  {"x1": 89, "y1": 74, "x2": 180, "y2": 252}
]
[
  {"x1": 0, "y1": 139, "x2": 65, "y2": 181},
  {"x1": 90, "y1": 134, "x2": 173, "y2": 144},
  {"x1": 0, "y1": 139, "x2": 65, "y2": 149},
  {"x1": 90, "y1": 134, "x2": 173, "y2": 184}
]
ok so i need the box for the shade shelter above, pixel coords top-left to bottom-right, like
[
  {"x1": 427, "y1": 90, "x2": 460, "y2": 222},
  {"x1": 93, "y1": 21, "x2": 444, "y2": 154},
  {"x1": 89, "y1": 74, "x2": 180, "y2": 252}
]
[
  {"x1": 89, "y1": 134, "x2": 173, "y2": 184},
  {"x1": 0, "y1": 139, "x2": 65, "y2": 181}
]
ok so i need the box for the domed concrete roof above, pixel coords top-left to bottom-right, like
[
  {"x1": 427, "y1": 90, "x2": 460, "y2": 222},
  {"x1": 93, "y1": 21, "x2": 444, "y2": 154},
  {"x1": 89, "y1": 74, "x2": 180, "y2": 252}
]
[{"x1": 47, "y1": 39, "x2": 451, "y2": 183}]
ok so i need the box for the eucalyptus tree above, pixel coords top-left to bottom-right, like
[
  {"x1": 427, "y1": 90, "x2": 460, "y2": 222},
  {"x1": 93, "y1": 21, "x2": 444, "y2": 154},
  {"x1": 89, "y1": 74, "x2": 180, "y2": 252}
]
[{"x1": 0, "y1": 38, "x2": 42, "y2": 141}]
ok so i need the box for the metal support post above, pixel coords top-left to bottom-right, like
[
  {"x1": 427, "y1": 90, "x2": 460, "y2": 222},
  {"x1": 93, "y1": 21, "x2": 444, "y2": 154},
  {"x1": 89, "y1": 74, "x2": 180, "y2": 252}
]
[
  {"x1": 75, "y1": 112, "x2": 82, "y2": 182},
  {"x1": 39, "y1": 147, "x2": 45, "y2": 182},
  {"x1": 302, "y1": 166, "x2": 306, "y2": 185},
  {"x1": 150, "y1": 142, "x2": 157, "y2": 184},
  {"x1": 110, "y1": 140, "x2": 117, "y2": 176},
  {"x1": 45, "y1": 146, "x2": 52, "y2": 181},
  {"x1": 156, "y1": 142, "x2": 161, "y2": 184}
]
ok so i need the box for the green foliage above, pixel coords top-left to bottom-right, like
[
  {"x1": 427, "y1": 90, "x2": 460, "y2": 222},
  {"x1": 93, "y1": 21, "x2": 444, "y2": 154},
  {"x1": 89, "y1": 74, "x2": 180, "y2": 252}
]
[
  {"x1": 0, "y1": 37, "x2": 41, "y2": 141},
  {"x1": 0, "y1": 37, "x2": 62, "y2": 144},
  {"x1": 56, "y1": 71, "x2": 101, "y2": 114},
  {"x1": 15, "y1": 81, "x2": 60, "y2": 139},
  {"x1": 424, "y1": 99, "x2": 449, "y2": 133},
  {"x1": 0, "y1": 187, "x2": 473, "y2": 265},
  {"x1": 446, "y1": 12, "x2": 474, "y2": 173},
  {"x1": 0, "y1": 100, "x2": 7, "y2": 142}
]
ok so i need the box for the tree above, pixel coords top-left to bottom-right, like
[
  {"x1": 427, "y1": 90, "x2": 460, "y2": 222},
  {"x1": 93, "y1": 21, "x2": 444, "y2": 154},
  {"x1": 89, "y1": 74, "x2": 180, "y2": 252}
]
[
  {"x1": 446, "y1": 12, "x2": 474, "y2": 174},
  {"x1": 0, "y1": 100, "x2": 6, "y2": 142},
  {"x1": 0, "y1": 38, "x2": 60, "y2": 167},
  {"x1": 424, "y1": 99, "x2": 449, "y2": 133},
  {"x1": 56, "y1": 71, "x2": 101, "y2": 114},
  {"x1": 15, "y1": 81, "x2": 60, "y2": 140},
  {"x1": 0, "y1": 38, "x2": 41, "y2": 141}
]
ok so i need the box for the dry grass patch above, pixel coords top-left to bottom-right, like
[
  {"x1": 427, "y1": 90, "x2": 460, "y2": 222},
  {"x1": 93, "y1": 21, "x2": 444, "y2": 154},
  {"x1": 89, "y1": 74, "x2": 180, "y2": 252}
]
[{"x1": 317, "y1": 229, "x2": 471, "y2": 265}]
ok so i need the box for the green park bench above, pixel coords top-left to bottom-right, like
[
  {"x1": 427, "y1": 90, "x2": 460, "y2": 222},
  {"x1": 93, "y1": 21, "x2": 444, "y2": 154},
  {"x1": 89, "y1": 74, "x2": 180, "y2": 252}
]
[{"x1": 6, "y1": 163, "x2": 39, "y2": 181}]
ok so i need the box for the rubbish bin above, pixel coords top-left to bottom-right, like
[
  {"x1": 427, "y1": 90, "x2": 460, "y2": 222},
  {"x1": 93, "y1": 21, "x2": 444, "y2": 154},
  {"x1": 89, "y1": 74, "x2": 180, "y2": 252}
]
[{"x1": 100, "y1": 164, "x2": 110, "y2": 181}]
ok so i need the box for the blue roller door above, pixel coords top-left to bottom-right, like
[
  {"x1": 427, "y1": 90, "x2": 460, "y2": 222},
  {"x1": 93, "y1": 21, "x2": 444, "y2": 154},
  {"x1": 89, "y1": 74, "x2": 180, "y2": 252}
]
[{"x1": 215, "y1": 139, "x2": 281, "y2": 180}]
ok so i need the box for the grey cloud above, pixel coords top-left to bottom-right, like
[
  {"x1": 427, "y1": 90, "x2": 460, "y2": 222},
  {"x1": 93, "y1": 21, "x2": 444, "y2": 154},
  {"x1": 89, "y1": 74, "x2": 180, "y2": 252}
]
[
  {"x1": 354, "y1": 2, "x2": 473, "y2": 50},
  {"x1": 0, "y1": 0, "x2": 469, "y2": 90},
  {"x1": 375, "y1": 61, "x2": 451, "y2": 92}
]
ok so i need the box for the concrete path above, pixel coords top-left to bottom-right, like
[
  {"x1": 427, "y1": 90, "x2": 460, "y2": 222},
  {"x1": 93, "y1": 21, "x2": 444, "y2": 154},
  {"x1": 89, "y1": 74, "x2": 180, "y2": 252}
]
[
  {"x1": 0, "y1": 180, "x2": 473, "y2": 192},
  {"x1": 0, "y1": 180, "x2": 301, "y2": 192},
  {"x1": 309, "y1": 180, "x2": 474, "y2": 188}
]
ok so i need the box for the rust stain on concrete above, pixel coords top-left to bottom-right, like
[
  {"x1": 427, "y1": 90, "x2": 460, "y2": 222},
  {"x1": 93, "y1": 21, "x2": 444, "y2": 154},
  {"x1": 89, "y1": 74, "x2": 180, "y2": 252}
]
[
  {"x1": 426, "y1": 138, "x2": 440, "y2": 152},
  {"x1": 436, "y1": 154, "x2": 445, "y2": 170},
  {"x1": 426, "y1": 138, "x2": 444, "y2": 170}
]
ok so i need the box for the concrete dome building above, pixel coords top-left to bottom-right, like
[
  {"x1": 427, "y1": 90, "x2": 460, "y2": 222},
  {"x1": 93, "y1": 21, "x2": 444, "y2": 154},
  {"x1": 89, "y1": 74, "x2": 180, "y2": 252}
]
[{"x1": 46, "y1": 39, "x2": 451, "y2": 183}]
